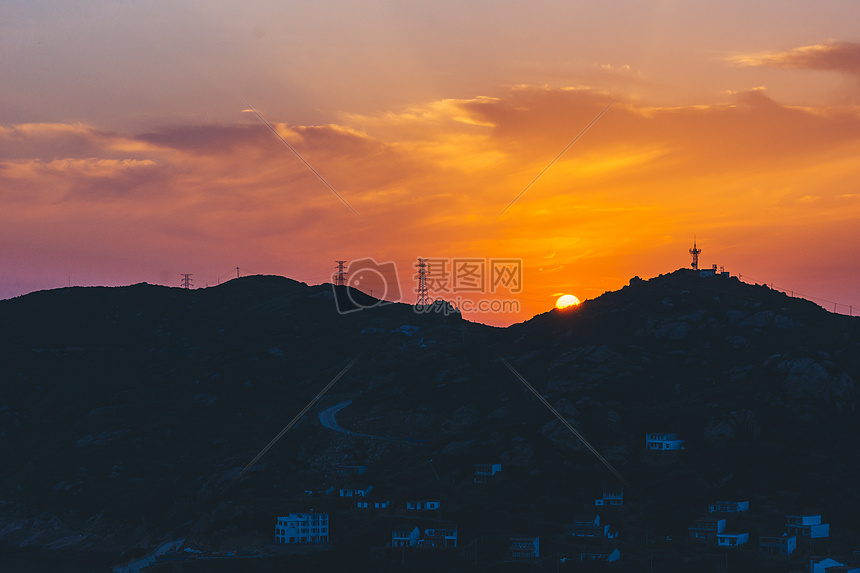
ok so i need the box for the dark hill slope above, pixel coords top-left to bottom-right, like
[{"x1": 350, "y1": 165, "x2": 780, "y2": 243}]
[
  {"x1": 0, "y1": 271, "x2": 858, "y2": 571},
  {"x1": 492, "y1": 270, "x2": 859, "y2": 528},
  {"x1": 0, "y1": 276, "x2": 475, "y2": 558}
]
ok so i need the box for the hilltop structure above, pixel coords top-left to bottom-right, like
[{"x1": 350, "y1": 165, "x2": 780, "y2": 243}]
[{"x1": 688, "y1": 239, "x2": 730, "y2": 277}]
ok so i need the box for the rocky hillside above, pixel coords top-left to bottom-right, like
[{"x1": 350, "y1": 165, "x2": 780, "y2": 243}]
[{"x1": 1, "y1": 270, "x2": 857, "y2": 571}]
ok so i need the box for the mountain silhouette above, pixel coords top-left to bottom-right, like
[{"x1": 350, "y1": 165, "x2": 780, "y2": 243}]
[{"x1": 1, "y1": 270, "x2": 857, "y2": 572}]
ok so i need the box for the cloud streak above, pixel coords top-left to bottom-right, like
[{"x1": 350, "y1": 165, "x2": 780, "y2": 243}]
[
  {"x1": 2, "y1": 84, "x2": 860, "y2": 322},
  {"x1": 729, "y1": 42, "x2": 860, "y2": 76}
]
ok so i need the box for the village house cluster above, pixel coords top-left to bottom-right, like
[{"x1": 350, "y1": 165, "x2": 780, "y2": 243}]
[
  {"x1": 392, "y1": 523, "x2": 458, "y2": 548},
  {"x1": 645, "y1": 432, "x2": 685, "y2": 451},
  {"x1": 275, "y1": 463, "x2": 502, "y2": 549},
  {"x1": 685, "y1": 499, "x2": 846, "y2": 566},
  {"x1": 274, "y1": 462, "x2": 620, "y2": 564},
  {"x1": 270, "y1": 433, "x2": 857, "y2": 569}
]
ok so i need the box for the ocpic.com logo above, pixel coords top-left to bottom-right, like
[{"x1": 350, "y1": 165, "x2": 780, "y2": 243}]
[{"x1": 332, "y1": 258, "x2": 402, "y2": 314}]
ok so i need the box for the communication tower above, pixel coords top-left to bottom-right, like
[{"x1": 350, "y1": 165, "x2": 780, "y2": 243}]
[{"x1": 689, "y1": 238, "x2": 701, "y2": 270}]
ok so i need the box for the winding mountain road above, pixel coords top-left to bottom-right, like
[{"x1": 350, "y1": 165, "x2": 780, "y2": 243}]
[{"x1": 318, "y1": 400, "x2": 425, "y2": 443}]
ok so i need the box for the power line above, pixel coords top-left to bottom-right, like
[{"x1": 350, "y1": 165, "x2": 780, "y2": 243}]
[{"x1": 736, "y1": 273, "x2": 857, "y2": 316}]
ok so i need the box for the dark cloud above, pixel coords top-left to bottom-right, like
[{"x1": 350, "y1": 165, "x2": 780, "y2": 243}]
[{"x1": 137, "y1": 123, "x2": 272, "y2": 154}]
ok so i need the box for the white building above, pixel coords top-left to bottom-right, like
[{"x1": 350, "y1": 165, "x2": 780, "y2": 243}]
[
  {"x1": 339, "y1": 484, "x2": 373, "y2": 497},
  {"x1": 645, "y1": 433, "x2": 685, "y2": 451},
  {"x1": 759, "y1": 533, "x2": 796, "y2": 556},
  {"x1": 708, "y1": 501, "x2": 749, "y2": 513},
  {"x1": 334, "y1": 465, "x2": 366, "y2": 477},
  {"x1": 688, "y1": 517, "x2": 726, "y2": 542},
  {"x1": 391, "y1": 525, "x2": 420, "y2": 547},
  {"x1": 474, "y1": 463, "x2": 502, "y2": 484},
  {"x1": 565, "y1": 514, "x2": 614, "y2": 539},
  {"x1": 595, "y1": 485, "x2": 624, "y2": 506},
  {"x1": 786, "y1": 515, "x2": 829, "y2": 539},
  {"x1": 810, "y1": 557, "x2": 851, "y2": 573},
  {"x1": 357, "y1": 498, "x2": 390, "y2": 510},
  {"x1": 716, "y1": 532, "x2": 749, "y2": 547},
  {"x1": 405, "y1": 500, "x2": 440, "y2": 511},
  {"x1": 274, "y1": 512, "x2": 328, "y2": 544},
  {"x1": 699, "y1": 264, "x2": 730, "y2": 278},
  {"x1": 420, "y1": 524, "x2": 458, "y2": 548},
  {"x1": 509, "y1": 536, "x2": 539, "y2": 560},
  {"x1": 581, "y1": 548, "x2": 621, "y2": 563}
]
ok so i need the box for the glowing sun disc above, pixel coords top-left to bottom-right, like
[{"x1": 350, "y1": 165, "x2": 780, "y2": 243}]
[{"x1": 555, "y1": 294, "x2": 580, "y2": 309}]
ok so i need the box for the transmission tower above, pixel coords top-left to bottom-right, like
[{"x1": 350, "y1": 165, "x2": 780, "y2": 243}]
[
  {"x1": 415, "y1": 258, "x2": 430, "y2": 305},
  {"x1": 689, "y1": 238, "x2": 701, "y2": 270},
  {"x1": 334, "y1": 261, "x2": 348, "y2": 286},
  {"x1": 180, "y1": 273, "x2": 193, "y2": 289}
]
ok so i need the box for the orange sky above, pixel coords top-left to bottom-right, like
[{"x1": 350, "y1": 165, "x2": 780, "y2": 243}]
[{"x1": 2, "y1": 2, "x2": 859, "y2": 325}]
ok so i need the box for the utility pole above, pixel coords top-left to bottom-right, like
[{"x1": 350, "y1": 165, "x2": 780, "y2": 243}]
[
  {"x1": 236, "y1": 267, "x2": 240, "y2": 279},
  {"x1": 180, "y1": 274, "x2": 193, "y2": 289},
  {"x1": 428, "y1": 459, "x2": 440, "y2": 482},
  {"x1": 415, "y1": 258, "x2": 430, "y2": 306},
  {"x1": 334, "y1": 261, "x2": 347, "y2": 286}
]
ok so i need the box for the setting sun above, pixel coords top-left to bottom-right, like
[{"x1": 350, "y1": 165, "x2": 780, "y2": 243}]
[{"x1": 555, "y1": 294, "x2": 581, "y2": 309}]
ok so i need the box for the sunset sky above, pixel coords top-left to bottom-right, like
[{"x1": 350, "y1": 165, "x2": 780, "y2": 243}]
[{"x1": 2, "y1": 1, "x2": 859, "y2": 325}]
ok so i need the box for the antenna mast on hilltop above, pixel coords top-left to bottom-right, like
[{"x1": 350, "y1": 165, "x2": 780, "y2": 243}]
[
  {"x1": 689, "y1": 238, "x2": 701, "y2": 270},
  {"x1": 415, "y1": 258, "x2": 430, "y2": 306},
  {"x1": 180, "y1": 273, "x2": 193, "y2": 289},
  {"x1": 334, "y1": 261, "x2": 348, "y2": 286}
]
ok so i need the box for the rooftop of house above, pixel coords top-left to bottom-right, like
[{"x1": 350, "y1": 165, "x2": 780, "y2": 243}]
[{"x1": 391, "y1": 525, "x2": 420, "y2": 535}]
